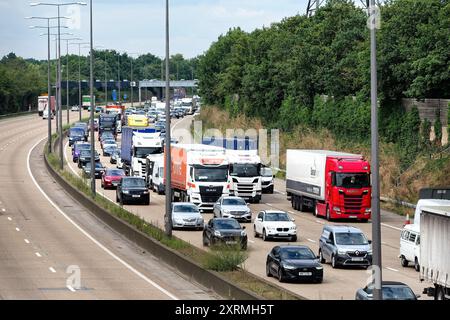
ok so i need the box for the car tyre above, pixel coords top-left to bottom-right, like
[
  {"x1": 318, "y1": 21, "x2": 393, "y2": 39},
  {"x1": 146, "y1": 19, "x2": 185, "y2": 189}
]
[
  {"x1": 202, "y1": 235, "x2": 209, "y2": 247},
  {"x1": 319, "y1": 250, "x2": 326, "y2": 263},
  {"x1": 331, "y1": 254, "x2": 337, "y2": 268},
  {"x1": 266, "y1": 263, "x2": 272, "y2": 277},
  {"x1": 262, "y1": 229, "x2": 268, "y2": 241},
  {"x1": 414, "y1": 257, "x2": 420, "y2": 272},
  {"x1": 277, "y1": 268, "x2": 285, "y2": 283},
  {"x1": 400, "y1": 256, "x2": 409, "y2": 267},
  {"x1": 291, "y1": 235, "x2": 297, "y2": 242}
]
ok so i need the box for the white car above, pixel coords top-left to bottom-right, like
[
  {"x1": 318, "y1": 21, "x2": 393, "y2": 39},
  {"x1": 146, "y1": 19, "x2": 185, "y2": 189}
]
[
  {"x1": 254, "y1": 210, "x2": 297, "y2": 242},
  {"x1": 42, "y1": 109, "x2": 54, "y2": 119},
  {"x1": 399, "y1": 223, "x2": 420, "y2": 271},
  {"x1": 71, "y1": 105, "x2": 80, "y2": 112}
]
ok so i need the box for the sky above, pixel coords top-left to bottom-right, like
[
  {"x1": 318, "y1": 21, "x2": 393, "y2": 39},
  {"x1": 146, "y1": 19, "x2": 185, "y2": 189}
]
[{"x1": 0, "y1": 0, "x2": 309, "y2": 60}]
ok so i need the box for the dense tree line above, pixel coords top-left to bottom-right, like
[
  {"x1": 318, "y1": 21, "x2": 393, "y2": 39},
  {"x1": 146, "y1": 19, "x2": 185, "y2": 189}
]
[
  {"x1": 197, "y1": 0, "x2": 450, "y2": 168},
  {"x1": 0, "y1": 50, "x2": 198, "y2": 114}
]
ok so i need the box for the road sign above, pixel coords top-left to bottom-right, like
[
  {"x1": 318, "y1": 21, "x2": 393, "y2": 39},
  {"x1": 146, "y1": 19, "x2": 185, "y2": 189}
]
[
  {"x1": 123, "y1": 93, "x2": 128, "y2": 100},
  {"x1": 112, "y1": 90, "x2": 117, "y2": 101}
]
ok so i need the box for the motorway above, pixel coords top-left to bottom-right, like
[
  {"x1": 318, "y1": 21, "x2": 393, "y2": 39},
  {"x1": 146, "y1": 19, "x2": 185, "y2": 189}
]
[
  {"x1": 0, "y1": 111, "x2": 217, "y2": 300},
  {"x1": 63, "y1": 112, "x2": 430, "y2": 300}
]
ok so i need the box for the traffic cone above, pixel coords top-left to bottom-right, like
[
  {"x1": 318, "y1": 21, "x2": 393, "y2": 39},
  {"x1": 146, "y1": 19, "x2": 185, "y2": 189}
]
[{"x1": 404, "y1": 213, "x2": 411, "y2": 226}]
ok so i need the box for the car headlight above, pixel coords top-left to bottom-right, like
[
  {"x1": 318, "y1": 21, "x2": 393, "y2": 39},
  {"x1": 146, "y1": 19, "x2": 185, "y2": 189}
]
[
  {"x1": 367, "y1": 249, "x2": 373, "y2": 255},
  {"x1": 290, "y1": 225, "x2": 297, "y2": 230},
  {"x1": 174, "y1": 218, "x2": 183, "y2": 224},
  {"x1": 333, "y1": 206, "x2": 341, "y2": 213},
  {"x1": 214, "y1": 230, "x2": 221, "y2": 237},
  {"x1": 143, "y1": 191, "x2": 149, "y2": 194},
  {"x1": 123, "y1": 190, "x2": 129, "y2": 194},
  {"x1": 315, "y1": 266, "x2": 323, "y2": 270},
  {"x1": 222, "y1": 209, "x2": 230, "y2": 214},
  {"x1": 197, "y1": 218, "x2": 204, "y2": 224},
  {"x1": 337, "y1": 249, "x2": 347, "y2": 255},
  {"x1": 282, "y1": 264, "x2": 296, "y2": 270},
  {"x1": 266, "y1": 226, "x2": 275, "y2": 231}
]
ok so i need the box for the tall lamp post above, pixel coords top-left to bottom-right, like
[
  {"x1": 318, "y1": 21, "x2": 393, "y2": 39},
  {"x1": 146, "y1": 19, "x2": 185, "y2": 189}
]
[
  {"x1": 62, "y1": 37, "x2": 82, "y2": 124},
  {"x1": 26, "y1": 17, "x2": 64, "y2": 154},
  {"x1": 128, "y1": 52, "x2": 139, "y2": 108},
  {"x1": 164, "y1": 0, "x2": 172, "y2": 237},
  {"x1": 368, "y1": 0, "x2": 383, "y2": 300},
  {"x1": 88, "y1": 0, "x2": 95, "y2": 195},
  {"x1": 31, "y1": 1, "x2": 87, "y2": 170},
  {"x1": 70, "y1": 42, "x2": 89, "y2": 121}
]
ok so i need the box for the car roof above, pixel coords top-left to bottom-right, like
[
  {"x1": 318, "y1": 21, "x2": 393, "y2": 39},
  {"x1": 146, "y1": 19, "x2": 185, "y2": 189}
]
[
  {"x1": 403, "y1": 223, "x2": 420, "y2": 232},
  {"x1": 263, "y1": 210, "x2": 288, "y2": 214},
  {"x1": 278, "y1": 245, "x2": 311, "y2": 250},
  {"x1": 325, "y1": 225, "x2": 362, "y2": 233}
]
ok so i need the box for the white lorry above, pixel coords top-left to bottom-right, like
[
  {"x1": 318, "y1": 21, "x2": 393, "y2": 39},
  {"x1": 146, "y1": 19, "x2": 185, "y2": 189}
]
[
  {"x1": 170, "y1": 144, "x2": 230, "y2": 211},
  {"x1": 420, "y1": 205, "x2": 450, "y2": 300},
  {"x1": 145, "y1": 153, "x2": 165, "y2": 194},
  {"x1": 227, "y1": 150, "x2": 262, "y2": 203}
]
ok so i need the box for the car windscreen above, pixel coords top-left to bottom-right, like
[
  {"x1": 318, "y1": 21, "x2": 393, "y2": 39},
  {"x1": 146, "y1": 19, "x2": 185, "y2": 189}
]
[
  {"x1": 106, "y1": 169, "x2": 124, "y2": 176},
  {"x1": 194, "y1": 165, "x2": 228, "y2": 182},
  {"x1": 85, "y1": 162, "x2": 103, "y2": 169},
  {"x1": 382, "y1": 286, "x2": 416, "y2": 300},
  {"x1": 229, "y1": 163, "x2": 260, "y2": 177},
  {"x1": 222, "y1": 198, "x2": 246, "y2": 206},
  {"x1": 80, "y1": 150, "x2": 91, "y2": 157},
  {"x1": 280, "y1": 247, "x2": 315, "y2": 260},
  {"x1": 334, "y1": 173, "x2": 370, "y2": 189},
  {"x1": 335, "y1": 232, "x2": 368, "y2": 245},
  {"x1": 213, "y1": 220, "x2": 241, "y2": 230},
  {"x1": 122, "y1": 178, "x2": 146, "y2": 188},
  {"x1": 103, "y1": 140, "x2": 116, "y2": 145},
  {"x1": 261, "y1": 167, "x2": 273, "y2": 177},
  {"x1": 70, "y1": 128, "x2": 85, "y2": 137},
  {"x1": 173, "y1": 205, "x2": 199, "y2": 213},
  {"x1": 76, "y1": 144, "x2": 90, "y2": 151},
  {"x1": 265, "y1": 212, "x2": 290, "y2": 221}
]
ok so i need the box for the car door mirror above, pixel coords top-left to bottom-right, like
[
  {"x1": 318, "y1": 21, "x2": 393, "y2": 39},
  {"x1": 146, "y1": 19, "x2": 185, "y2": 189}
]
[
  {"x1": 291, "y1": 218, "x2": 295, "y2": 222},
  {"x1": 326, "y1": 239, "x2": 333, "y2": 244},
  {"x1": 368, "y1": 240, "x2": 372, "y2": 244},
  {"x1": 415, "y1": 294, "x2": 421, "y2": 299},
  {"x1": 257, "y1": 218, "x2": 263, "y2": 222},
  {"x1": 242, "y1": 226, "x2": 246, "y2": 230}
]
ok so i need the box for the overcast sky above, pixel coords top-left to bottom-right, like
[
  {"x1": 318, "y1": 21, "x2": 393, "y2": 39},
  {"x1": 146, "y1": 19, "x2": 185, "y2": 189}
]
[{"x1": 0, "y1": 0, "x2": 309, "y2": 60}]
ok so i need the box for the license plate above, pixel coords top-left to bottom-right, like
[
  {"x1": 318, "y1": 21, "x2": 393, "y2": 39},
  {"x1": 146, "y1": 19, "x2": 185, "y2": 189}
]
[
  {"x1": 299, "y1": 272, "x2": 312, "y2": 276},
  {"x1": 349, "y1": 215, "x2": 357, "y2": 218},
  {"x1": 112, "y1": 181, "x2": 118, "y2": 185},
  {"x1": 132, "y1": 195, "x2": 140, "y2": 198},
  {"x1": 226, "y1": 241, "x2": 237, "y2": 245},
  {"x1": 352, "y1": 257, "x2": 364, "y2": 261}
]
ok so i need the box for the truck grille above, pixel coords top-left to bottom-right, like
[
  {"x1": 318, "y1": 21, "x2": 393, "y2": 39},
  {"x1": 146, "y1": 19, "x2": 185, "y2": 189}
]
[
  {"x1": 237, "y1": 183, "x2": 254, "y2": 192},
  {"x1": 343, "y1": 194, "x2": 363, "y2": 212},
  {"x1": 199, "y1": 186, "x2": 223, "y2": 203}
]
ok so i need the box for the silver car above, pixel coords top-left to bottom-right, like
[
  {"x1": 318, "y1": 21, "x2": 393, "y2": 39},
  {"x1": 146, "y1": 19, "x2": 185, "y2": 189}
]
[
  {"x1": 172, "y1": 202, "x2": 204, "y2": 230},
  {"x1": 213, "y1": 196, "x2": 252, "y2": 222}
]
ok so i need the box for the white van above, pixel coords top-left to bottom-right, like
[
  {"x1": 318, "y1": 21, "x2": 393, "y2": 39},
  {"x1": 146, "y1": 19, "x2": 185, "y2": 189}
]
[{"x1": 399, "y1": 223, "x2": 420, "y2": 271}]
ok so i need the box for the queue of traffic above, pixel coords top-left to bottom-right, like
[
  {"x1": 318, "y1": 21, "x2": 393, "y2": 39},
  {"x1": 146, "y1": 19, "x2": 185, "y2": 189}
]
[{"x1": 66, "y1": 97, "x2": 448, "y2": 300}]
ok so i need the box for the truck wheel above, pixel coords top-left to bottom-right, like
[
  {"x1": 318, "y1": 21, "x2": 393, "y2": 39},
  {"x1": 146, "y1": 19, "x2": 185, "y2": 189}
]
[
  {"x1": 400, "y1": 256, "x2": 409, "y2": 267},
  {"x1": 435, "y1": 287, "x2": 446, "y2": 300},
  {"x1": 298, "y1": 196, "x2": 304, "y2": 212},
  {"x1": 326, "y1": 206, "x2": 331, "y2": 221},
  {"x1": 414, "y1": 258, "x2": 420, "y2": 272}
]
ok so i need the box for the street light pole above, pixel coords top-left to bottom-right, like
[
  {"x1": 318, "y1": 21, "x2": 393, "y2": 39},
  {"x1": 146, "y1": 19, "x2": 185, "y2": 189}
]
[
  {"x1": 117, "y1": 53, "x2": 121, "y2": 104},
  {"x1": 164, "y1": 0, "x2": 172, "y2": 237},
  {"x1": 63, "y1": 38, "x2": 82, "y2": 124},
  {"x1": 105, "y1": 50, "x2": 108, "y2": 106},
  {"x1": 369, "y1": 0, "x2": 382, "y2": 300},
  {"x1": 89, "y1": 0, "x2": 96, "y2": 196}
]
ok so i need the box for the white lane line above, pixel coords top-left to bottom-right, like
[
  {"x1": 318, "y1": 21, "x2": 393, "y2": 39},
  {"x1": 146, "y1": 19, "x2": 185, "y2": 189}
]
[
  {"x1": 49, "y1": 267, "x2": 56, "y2": 273},
  {"x1": 66, "y1": 285, "x2": 76, "y2": 292},
  {"x1": 386, "y1": 267, "x2": 399, "y2": 272},
  {"x1": 315, "y1": 220, "x2": 325, "y2": 225},
  {"x1": 307, "y1": 238, "x2": 316, "y2": 243},
  {"x1": 248, "y1": 240, "x2": 255, "y2": 244},
  {"x1": 381, "y1": 223, "x2": 402, "y2": 231},
  {"x1": 28, "y1": 137, "x2": 178, "y2": 300},
  {"x1": 274, "y1": 190, "x2": 286, "y2": 195},
  {"x1": 24, "y1": 239, "x2": 30, "y2": 244},
  {"x1": 2, "y1": 208, "x2": 5, "y2": 212},
  {"x1": 7, "y1": 217, "x2": 12, "y2": 221},
  {"x1": 15, "y1": 227, "x2": 20, "y2": 232},
  {"x1": 288, "y1": 211, "x2": 294, "y2": 214},
  {"x1": 35, "y1": 252, "x2": 42, "y2": 258},
  {"x1": 265, "y1": 203, "x2": 273, "y2": 207}
]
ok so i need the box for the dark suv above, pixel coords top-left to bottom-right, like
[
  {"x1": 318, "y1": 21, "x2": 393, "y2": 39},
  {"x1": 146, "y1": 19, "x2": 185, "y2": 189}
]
[
  {"x1": 202, "y1": 218, "x2": 247, "y2": 249},
  {"x1": 318, "y1": 225, "x2": 372, "y2": 268},
  {"x1": 116, "y1": 177, "x2": 149, "y2": 205}
]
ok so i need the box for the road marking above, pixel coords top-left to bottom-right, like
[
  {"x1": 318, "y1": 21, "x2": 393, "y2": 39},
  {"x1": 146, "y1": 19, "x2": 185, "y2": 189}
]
[
  {"x1": 2, "y1": 208, "x2": 5, "y2": 212},
  {"x1": 67, "y1": 285, "x2": 76, "y2": 292},
  {"x1": 274, "y1": 190, "x2": 286, "y2": 195},
  {"x1": 307, "y1": 238, "x2": 316, "y2": 243},
  {"x1": 288, "y1": 211, "x2": 295, "y2": 214},
  {"x1": 7, "y1": 217, "x2": 12, "y2": 221},
  {"x1": 315, "y1": 220, "x2": 325, "y2": 225},
  {"x1": 35, "y1": 252, "x2": 42, "y2": 258},
  {"x1": 49, "y1": 267, "x2": 56, "y2": 273},
  {"x1": 15, "y1": 227, "x2": 20, "y2": 232},
  {"x1": 24, "y1": 239, "x2": 30, "y2": 244},
  {"x1": 28, "y1": 137, "x2": 178, "y2": 300},
  {"x1": 248, "y1": 240, "x2": 255, "y2": 243},
  {"x1": 386, "y1": 267, "x2": 399, "y2": 272},
  {"x1": 265, "y1": 203, "x2": 273, "y2": 207},
  {"x1": 381, "y1": 223, "x2": 402, "y2": 231}
]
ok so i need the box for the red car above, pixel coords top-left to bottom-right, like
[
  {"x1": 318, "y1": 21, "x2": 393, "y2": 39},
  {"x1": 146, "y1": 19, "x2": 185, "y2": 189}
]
[{"x1": 101, "y1": 168, "x2": 126, "y2": 189}]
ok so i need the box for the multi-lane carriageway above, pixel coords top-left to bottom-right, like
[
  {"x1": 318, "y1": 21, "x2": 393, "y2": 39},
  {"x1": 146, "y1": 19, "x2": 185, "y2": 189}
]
[
  {"x1": 0, "y1": 111, "x2": 217, "y2": 300},
  {"x1": 62, "y1": 113, "x2": 430, "y2": 300}
]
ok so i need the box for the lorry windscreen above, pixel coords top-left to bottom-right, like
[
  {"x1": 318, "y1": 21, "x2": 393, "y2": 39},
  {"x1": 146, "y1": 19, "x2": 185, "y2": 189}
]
[
  {"x1": 134, "y1": 147, "x2": 162, "y2": 158},
  {"x1": 334, "y1": 173, "x2": 370, "y2": 189},
  {"x1": 194, "y1": 165, "x2": 228, "y2": 182},
  {"x1": 230, "y1": 163, "x2": 260, "y2": 177}
]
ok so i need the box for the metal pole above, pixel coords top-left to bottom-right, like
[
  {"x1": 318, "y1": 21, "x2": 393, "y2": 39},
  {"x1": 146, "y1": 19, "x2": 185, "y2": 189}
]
[
  {"x1": 89, "y1": 0, "x2": 96, "y2": 196},
  {"x1": 118, "y1": 54, "x2": 121, "y2": 104},
  {"x1": 57, "y1": 6, "x2": 63, "y2": 170},
  {"x1": 164, "y1": 0, "x2": 172, "y2": 237},
  {"x1": 105, "y1": 50, "x2": 107, "y2": 106},
  {"x1": 47, "y1": 19, "x2": 52, "y2": 154},
  {"x1": 369, "y1": 0, "x2": 382, "y2": 300},
  {"x1": 55, "y1": 35, "x2": 59, "y2": 132},
  {"x1": 131, "y1": 58, "x2": 133, "y2": 108},
  {"x1": 66, "y1": 40, "x2": 69, "y2": 124},
  {"x1": 78, "y1": 44, "x2": 82, "y2": 121}
]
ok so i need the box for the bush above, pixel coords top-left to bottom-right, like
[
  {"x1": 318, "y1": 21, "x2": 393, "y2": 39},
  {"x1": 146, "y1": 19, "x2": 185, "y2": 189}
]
[{"x1": 202, "y1": 244, "x2": 248, "y2": 272}]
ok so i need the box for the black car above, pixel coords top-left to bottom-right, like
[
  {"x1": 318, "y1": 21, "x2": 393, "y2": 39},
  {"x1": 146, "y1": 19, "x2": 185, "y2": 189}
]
[
  {"x1": 68, "y1": 127, "x2": 86, "y2": 146},
  {"x1": 82, "y1": 161, "x2": 105, "y2": 179},
  {"x1": 78, "y1": 149, "x2": 100, "y2": 168},
  {"x1": 103, "y1": 145, "x2": 118, "y2": 157},
  {"x1": 355, "y1": 281, "x2": 419, "y2": 300},
  {"x1": 99, "y1": 131, "x2": 115, "y2": 142},
  {"x1": 116, "y1": 177, "x2": 150, "y2": 205},
  {"x1": 202, "y1": 218, "x2": 247, "y2": 249},
  {"x1": 266, "y1": 245, "x2": 323, "y2": 283}
]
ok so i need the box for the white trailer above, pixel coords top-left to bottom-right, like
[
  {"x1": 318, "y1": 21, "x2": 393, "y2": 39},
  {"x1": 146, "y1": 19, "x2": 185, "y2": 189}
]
[{"x1": 420, "y1": 205, "x2": 450, "y2": 300}]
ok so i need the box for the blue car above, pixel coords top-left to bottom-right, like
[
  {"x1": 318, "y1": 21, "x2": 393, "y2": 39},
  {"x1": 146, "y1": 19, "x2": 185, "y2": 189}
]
[
  {"x1": 68, "y1": 127, "x2": 86, "y2": 146},
  {"x1": 72, "y1": 142, "x2": 91, "y2": 162}
]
